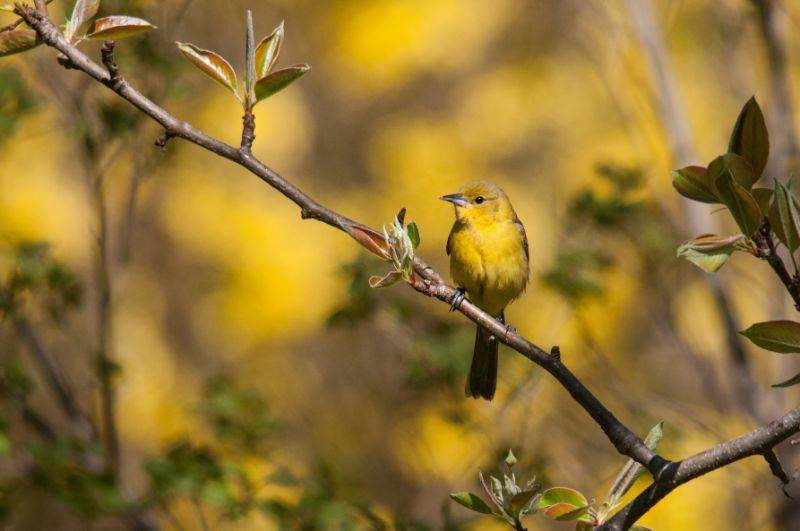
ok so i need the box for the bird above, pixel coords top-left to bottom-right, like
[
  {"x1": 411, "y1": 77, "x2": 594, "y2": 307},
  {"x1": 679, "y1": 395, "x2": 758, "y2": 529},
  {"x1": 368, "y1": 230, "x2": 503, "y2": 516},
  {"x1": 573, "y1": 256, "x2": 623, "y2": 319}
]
[{"x1": 440, "y1": 180, "x2": 529, "y2": 401}]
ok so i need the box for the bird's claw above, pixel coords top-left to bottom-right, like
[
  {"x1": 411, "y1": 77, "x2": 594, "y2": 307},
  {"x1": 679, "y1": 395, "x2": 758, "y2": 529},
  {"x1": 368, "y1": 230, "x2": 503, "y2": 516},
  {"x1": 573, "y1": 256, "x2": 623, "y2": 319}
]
[{"x1": 449, "y1": 288, "x2": 466, "y2": 312}]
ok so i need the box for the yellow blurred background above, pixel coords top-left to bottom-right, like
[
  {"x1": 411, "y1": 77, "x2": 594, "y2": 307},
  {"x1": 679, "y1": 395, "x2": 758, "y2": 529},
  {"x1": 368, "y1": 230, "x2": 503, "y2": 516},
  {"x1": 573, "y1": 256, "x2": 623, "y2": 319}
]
[{"x1": 1, "y1": 0, "x2": 799, "y2": 529}]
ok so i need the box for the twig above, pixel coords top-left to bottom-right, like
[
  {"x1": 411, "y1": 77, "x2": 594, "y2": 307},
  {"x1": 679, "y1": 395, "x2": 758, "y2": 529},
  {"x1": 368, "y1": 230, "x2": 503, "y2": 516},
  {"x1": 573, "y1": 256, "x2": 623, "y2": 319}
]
[
  {"x1": 755, "y1": 220, "x2": 800, "y2": 310},
  {"x1": 763, "y1": 449, "x2": 792, "y2": 495}
]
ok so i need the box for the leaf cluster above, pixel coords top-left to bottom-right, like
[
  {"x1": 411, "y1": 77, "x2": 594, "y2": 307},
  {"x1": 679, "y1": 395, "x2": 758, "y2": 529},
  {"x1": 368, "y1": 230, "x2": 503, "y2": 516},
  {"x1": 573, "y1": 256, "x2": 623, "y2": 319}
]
[{"x1": 673, "y1": 97, "x2": 800, "y2": 387}]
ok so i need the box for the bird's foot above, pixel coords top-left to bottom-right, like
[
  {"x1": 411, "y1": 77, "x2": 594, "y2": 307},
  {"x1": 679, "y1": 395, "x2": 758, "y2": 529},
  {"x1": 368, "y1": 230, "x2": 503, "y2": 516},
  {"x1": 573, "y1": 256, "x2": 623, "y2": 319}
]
[{"x1": 449, "y1": 288, "x2": 466, "y2": 312}]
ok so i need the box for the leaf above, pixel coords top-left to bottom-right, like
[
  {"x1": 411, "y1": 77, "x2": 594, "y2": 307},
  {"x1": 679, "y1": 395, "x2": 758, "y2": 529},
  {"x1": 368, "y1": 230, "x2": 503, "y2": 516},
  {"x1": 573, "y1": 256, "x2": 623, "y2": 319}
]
[
  {"x1": 509, "y1": 489, "x2": 540, "y2": 516},
  {"x1": 65, "y1": 0, "x2": 100, "y2": 41},
  {"x1": 85, "y1": 16, "x2": 156, "y2": 39},
  {"x1": 671, "y1": 166, "x2": 719, "y2": 204},
  {"x1": 345, "y1": 224, "x2": 389, "y2": 259},
  {"x1": 772, "y1": 373, "x2": 800, "y2": 388},
  {"x1": 449, "y1": 492, "x2": 493, "y2": 515},
  {"x1": 245, "y1": 10, "x2": 255, "y2": 107},
  {"x1": 715, "y1": 169, "x2": 762, "y2": 236},
  {"x1": 708, "y1": 153, "x2": 757, "y2": 190},
  {"x1": 677, "y1": 234, "x2": 746, "y2": 273},
  {"x1": 772, "y1": 181, "x2": 800, "y2": 251},
  {"x1": 728, "y1": 96, "x2": 769, "y2": 179},
  {"x1": 0, "y1": 28, "x2": 41, "y2": 57},
  {"x1": 368, "y1": 271, "x2": 403, "y2": 288},
  {"x1": 752, "y1": 188, "x2": 773, "y2": 214},
  {"x1": 177, "y1": 42, "x2": 240, "y2": 101},
  {"x1": 255, "y1": 21, "x2": 284, "y2": 78},
  {"x1": 254, "y1": 64, "x2": 309, "y2": 102},
  {"x1": 539, "y1": 487, "x2": 588, "y2": 511},
  {"x1": 542, "y1": 502, "x2": 589, "y2": 521},
  {"x1": 407, "y1": 221, "x2": 420, "y2": 250},
  {"x1": 740, "y1": 320, "x2": 800, "y2": 353}
]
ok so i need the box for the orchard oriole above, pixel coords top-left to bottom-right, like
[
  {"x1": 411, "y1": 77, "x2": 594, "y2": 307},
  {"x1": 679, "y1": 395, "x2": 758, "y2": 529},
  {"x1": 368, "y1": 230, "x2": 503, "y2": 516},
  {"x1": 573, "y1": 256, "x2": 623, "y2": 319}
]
[{"x1": 441, "y1": 181, "x2": 529, "y2": 400}]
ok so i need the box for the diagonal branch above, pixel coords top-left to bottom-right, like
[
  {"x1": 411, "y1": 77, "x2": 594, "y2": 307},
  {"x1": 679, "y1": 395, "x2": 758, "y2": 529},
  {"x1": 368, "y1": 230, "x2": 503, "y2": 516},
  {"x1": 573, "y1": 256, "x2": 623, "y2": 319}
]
[{"x1": 16, "y1": 3, "x2": 665, "y2": 475}]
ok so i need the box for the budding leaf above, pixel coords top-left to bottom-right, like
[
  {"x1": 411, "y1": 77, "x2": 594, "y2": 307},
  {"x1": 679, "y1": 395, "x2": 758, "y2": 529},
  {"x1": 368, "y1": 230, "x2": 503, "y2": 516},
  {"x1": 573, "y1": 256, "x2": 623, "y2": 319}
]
[
  {"x1": 714, "y1": 169, "x2": 761, "y2": 236},
  {"x1": 177, "y1": 42, "x2": 240, "y2": 102},
  {"x1": 245, "y1": 10, "x2": 255, "y2": 107},
  {"x1": 255, "y1": 21, "x2": 284, "y2": 78},
  {"x1": 0, "y1": 28, "x2": 41, "y2": 57},
  {"x1": 677, "y1": 234, "x2": 745, "y2": 273},
  {"x1": 65, "y1": 0, "x2": 100, "y2": 41},
  {"x1": 345, "y1": 224, "x2": 389, "y2": 259},
  {"x1": 728, "y1": 96, "x2": 769, "y2": 180},
  {"x1": 539, "y1": 487, "x2": 588, "y2": 516},
  {"x1": 368, "y1": 271, "x2": 403, "y2": 288},
  {"x1": 772, "y1": 372, "x2": 800, "y2": 388},
  {"x1": 407, "y1": 221, "x2": 420, "y2": 250},
  {"x1": 85, "y1": 16, "x2": 157, "y2": 40},
  {"x1": 671, "y1": 166, "x2": 719, "y2": 204},
  {"x1": 449, "y1": 492, "x2": 493, "y2": 515},
  {"x1": 605, "y1": 422, "x2": 664, "y2": 509},
  {"x1": 741, "y1": 321, "x2": 800, "y2": 353},
  {"x1": 254, "y1": 64, "x2": 309, "y2": 102}
]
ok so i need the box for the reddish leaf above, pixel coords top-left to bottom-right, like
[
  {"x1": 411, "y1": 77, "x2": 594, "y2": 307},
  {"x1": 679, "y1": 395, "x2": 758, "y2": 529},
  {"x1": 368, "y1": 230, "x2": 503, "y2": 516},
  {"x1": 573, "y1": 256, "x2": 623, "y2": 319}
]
[
  {"x1": 714, "y1": 169, "x2": 761, "y2": 236},
  {"x1": 772, "y1": 373, "x2": 800, "y2": 388},
  {"x1": 0, "y1": 28, "x2": 41, "y2": 56},
  {"x1": 254, "y1": 64, "x2": 309, "y2": 102},
  {"x1": 345, "y1": 225, "x2": 389, "y2": 259},
  {"x1": 542, "y1": 502, "x2": 589, "y2": 521},
  {"x1": 176, "y1": 42, "x2": 240, "y2": 101},
  {"x1": 85, "y1": 16, "x2": 156, "y2": 40},
  {"x1": 368, "y1": 271, "x2": 403, "y2": 288},
  {"x1": 708, "y1": 153, "x2": 757, "y2": 190},
  {"x1": 255, "y1": 21, "x2": 284, "y2": 78},
  {"x1": 65, "y1": 0, "x2": 100, "y2": 41}
]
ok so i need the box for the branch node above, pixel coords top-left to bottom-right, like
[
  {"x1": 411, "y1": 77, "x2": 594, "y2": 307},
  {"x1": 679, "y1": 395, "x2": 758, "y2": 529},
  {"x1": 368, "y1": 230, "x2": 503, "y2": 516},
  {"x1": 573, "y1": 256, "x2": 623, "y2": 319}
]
[
  {"x1": 550, "y1": 345, "x2": 561, "y2": 359},
  {"x1": 240, "y1": 110, "x2": 256, "y2": 152},
  {"x1": 154, "y1": 130, "x2": 176, "y2": 151},
  {"x1": 300, "y1": 208, "x2": 311, "y2": 219},
  {"x1": 100, "y1": 40, "x2": 123, "y2": 89}
]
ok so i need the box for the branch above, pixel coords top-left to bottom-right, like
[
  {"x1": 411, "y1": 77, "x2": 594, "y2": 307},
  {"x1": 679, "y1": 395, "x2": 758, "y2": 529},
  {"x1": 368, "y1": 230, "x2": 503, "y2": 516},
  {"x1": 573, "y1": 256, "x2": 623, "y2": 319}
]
[
  {"x1": 754, "y1": 220, "x2": 800, "y2": 310},
  {"x1": 599, "y1": 405, "x2": 800, "y2": 530},
  {"x1": 16, "y1": 3, "x2": 665, "y2": 475}
]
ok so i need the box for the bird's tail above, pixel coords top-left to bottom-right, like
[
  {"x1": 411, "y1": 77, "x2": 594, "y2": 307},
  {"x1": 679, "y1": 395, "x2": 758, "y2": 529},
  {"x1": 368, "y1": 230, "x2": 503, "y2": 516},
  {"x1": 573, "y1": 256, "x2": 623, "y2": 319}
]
[{"x1": 466, "y1": 325, "x2": 498, "y2": 400}]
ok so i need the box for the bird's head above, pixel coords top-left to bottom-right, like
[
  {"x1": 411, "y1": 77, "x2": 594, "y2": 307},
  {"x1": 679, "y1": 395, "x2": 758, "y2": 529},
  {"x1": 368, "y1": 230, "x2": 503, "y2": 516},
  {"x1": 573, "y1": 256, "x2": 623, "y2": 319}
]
[{"x1": 440, "y1": 180, "x2": 514, "y2": 223}]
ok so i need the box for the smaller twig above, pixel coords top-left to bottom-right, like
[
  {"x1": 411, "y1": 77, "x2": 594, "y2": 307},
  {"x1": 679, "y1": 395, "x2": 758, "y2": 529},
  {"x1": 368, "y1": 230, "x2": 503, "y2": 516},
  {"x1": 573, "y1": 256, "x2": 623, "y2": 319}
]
[
  {"x1": 100, "y1": 41, "x2": 120, "y2": 81},
  {"x1": 754, "y1": 220, "x2": 800, "y2": 310},
  {"x1": 550, "y1": 345, "x2": 561, "y2": 359},
  {"x1": 763, "y1": 449, "x2": 792, "y2": 498}
]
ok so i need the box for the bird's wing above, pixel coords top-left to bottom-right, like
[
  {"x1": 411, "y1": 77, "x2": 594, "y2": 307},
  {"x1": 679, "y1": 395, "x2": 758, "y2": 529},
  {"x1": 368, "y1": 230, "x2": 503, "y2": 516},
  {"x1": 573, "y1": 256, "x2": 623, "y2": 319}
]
[
  {"x1": 514, "y1": 217, "x2": 529, "y2": 261},
  {"x1": 446, "y1": 220, "x2": 462, "y2": 256}
]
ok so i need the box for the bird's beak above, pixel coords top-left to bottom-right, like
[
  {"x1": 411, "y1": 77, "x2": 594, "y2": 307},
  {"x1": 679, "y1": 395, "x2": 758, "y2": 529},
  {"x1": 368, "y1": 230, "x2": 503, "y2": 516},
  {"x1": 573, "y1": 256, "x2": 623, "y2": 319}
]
[{"x1": 440, "y1": 193, "x2": 469, "y2": 207}]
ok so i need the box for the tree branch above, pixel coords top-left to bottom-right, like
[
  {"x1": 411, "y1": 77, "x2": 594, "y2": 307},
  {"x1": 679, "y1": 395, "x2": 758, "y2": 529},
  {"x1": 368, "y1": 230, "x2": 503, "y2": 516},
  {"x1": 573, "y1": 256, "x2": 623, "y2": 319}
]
[
  {"x1": 754, "y1": 220, "x2": 800, "y2": 310},
  {"x1": 599, "y1": 405, "x2": 800, "y2": 530}
]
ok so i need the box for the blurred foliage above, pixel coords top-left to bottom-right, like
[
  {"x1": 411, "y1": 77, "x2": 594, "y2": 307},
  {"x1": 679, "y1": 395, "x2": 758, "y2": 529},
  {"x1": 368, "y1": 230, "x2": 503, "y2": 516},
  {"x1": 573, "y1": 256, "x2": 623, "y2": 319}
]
[{"x1": 0, "y1": 0, "x2": 799, "y2": 530}]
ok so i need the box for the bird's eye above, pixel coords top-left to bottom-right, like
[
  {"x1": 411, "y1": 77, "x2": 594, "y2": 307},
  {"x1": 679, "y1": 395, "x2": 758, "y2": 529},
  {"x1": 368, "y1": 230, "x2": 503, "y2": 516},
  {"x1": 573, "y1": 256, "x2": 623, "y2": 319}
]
[{"x1": 474, "y1": 196, "x2": 485, "y2": 204}]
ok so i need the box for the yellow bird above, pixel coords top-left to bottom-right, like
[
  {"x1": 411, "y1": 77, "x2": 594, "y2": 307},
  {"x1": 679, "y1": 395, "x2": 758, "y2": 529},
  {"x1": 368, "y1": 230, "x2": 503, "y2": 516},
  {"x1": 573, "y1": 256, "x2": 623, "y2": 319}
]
[{"x1": 441, "y1": 181, "x2": 529, "y2": 400}]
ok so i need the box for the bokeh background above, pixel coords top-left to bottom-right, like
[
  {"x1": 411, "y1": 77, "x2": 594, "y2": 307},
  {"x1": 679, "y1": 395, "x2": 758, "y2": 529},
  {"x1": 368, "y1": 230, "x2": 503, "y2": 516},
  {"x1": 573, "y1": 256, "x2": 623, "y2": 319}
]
[{"x1": 1, "y1": 0, "x2": 799, "y2": 529}]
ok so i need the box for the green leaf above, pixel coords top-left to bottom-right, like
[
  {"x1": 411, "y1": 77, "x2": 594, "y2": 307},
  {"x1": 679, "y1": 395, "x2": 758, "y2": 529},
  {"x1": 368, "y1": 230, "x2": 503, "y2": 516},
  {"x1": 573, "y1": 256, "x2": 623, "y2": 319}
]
[
  {"x1": 65, "y1": 0, "x2": 100, "y2": 41},
  {"x1": 752, "y1": 188, "x2": 773, "y2": 214},
  {"x1": 643, "y1": 421, "x2": 664, "y2": 449},
  {"x1": 245, "y1": 10, "x2": 255, "y2": 108},
  {"x1": 509, "y1": 488, "x2": 540, "y2": 516},
  {"x1": 0, "y1": 28, "x2": 41, "y2": 57},
  {"x1": 254, "y1": 64, "x2": 309, "y2": 102},
  {"x1": 85, "y1": 16, "x2": 156, "y2": 40},
  {"x1": 740, "y1": 320, "x2": 800, "y2": 353},
  {"x1": 368, "y1": 271, "x2": 403, "y2": 288},
  {"x1": 715, "y1": 169, "x2": 762, "y2": 236},
  {"x1": 449, "y1": 492, "x2": 493, "y2": 515},
  {"x1": 708, "y1": 153, "x2": 757, "y2": 190},
  {"x1": 772, "y1": 181, "x2": 800, "y2": 251},
  {"x1": 539, "y1": 487, "x2": 588, "y2": 511},
  {"x1": 771, "y1": 372, "x2": 800, "y2": 388},
  {"x1": 677, "y1": 234, "x2": 746, "y2": 273},
  {"x1": 407, "y1": 221, "x2": 420, "y2": 250},
  {"x1": 255, "y1": 21, "x2": 284, "y2": 78},
  {"x1": 176, "y1": 42, "x2": 240, "y2": 102},
  {"x1": 728, "y1": 96, "x2": 769, "y2": 179},
  {"x1": 671, "y1": 166, "x2": 719, "y2": 204}
]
